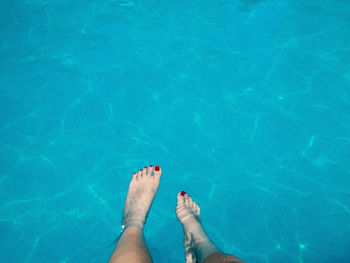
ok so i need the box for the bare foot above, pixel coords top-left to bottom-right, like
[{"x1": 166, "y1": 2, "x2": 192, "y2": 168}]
[
  {"x1": 122, "y1": 165, "x2": 162, "y2": 230},
  {"x1": 176, "y1": 191, "x2": 210, "y2": 263},
  {"x1": 176, "y1": 191, "x2": 244, "y2": 263},
  {"x1": 176, "y1": 191, "x2": 202, "y2": 234}
]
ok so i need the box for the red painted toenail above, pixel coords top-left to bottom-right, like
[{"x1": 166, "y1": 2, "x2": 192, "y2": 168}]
[
  {"x1": 180, "y1": 191, "x2": 186, "y2": 196},
  {"x1": 150, "y1": 165, "x2": 153, "y2": 167},
  {"x1": 144, "y1": 167, "x2": 147, "y2": 169},
  {"x1": 155, "y1": 166, "x2": 160, "y2": 171}
]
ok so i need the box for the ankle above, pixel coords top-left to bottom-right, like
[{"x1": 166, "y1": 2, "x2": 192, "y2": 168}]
[
  {"x1": 122, "y1": 221, "x2": 144, "y2": 234},
  {"x1": 185, "y1": 222, "x2": 207, "y2": 242}
]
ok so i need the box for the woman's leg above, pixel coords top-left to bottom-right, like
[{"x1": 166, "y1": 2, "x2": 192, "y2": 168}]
[
  {"x1": 109, "y1": 226, "x2": 152, "y2": 263},
  {"x1": 176, "y1": 191, "x2": 244, "y2": 263},
  {"x1": 109, "y1": 166, "x2": 162, "y2": 263},
  {"x1": 202, "y1": 252, "x2": 243, "y2": 263}
]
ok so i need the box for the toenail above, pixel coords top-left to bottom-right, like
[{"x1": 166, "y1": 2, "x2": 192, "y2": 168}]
[
  {"x1": 180, "y1": 191, "x2": 186, "y2": 196},
  {"x1": 144, "y1": 167, "x2": 147, "y2": 169},
  {"x1": 150, "y1": 165, "x2": 152, "y2": 167},
  {"x1": 155, "y1": 166, "x2": 160, "y2": 171}
]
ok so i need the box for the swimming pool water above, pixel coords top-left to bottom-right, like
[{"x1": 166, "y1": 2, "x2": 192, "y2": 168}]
[{"x1": 1, "y1": 0, "x2": 350, "y2": 262}]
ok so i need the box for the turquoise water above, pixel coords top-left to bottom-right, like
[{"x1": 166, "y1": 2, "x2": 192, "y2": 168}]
[{"x1": 1, "y1": 0, "x2": 350, "y2": 262}]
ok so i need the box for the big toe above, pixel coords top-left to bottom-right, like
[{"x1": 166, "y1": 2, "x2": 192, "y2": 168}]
[{"x1": 153, "y1": 166, "x2": 162, "y2": 182}]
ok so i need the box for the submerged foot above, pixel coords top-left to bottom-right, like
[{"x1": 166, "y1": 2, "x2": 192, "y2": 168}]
[
  {"x1": 176, "y1": 191, "x2": 202, "y2": 233},
  {"x1": 122, "y1": 165, "x2": 162, "y2": 230},
  {"x1": 176, "y1": 191, "x2": 206, "y2": 263}
]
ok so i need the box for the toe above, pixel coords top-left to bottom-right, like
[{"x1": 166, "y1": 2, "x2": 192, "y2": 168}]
[
  {"x1": 195, "y1": 204, "x2": 200, "y2": 215},
  {"x1": 177, "y1": 191, "x2": 186, "y2": 206},
  {"x1": 153, "y1": 166, "x2": 162, "y2": 181},
  {"x1": 137, "y1": 169, "x2": 142, "y2": 179},
  {"x1": 184, "y1": 194, "x2": 189, "y2": 206},
  {"x1": 132, "y1": 172, "x2": 137, "y2": 181},
  {"x1": 188, "y1": 196, "x2": 193, "y2": 207},
  {"x1": 147, "y1": 165, "x2": 153, "y2": 177},
  {"x1": 191, "y1": 199, "x2": 197, "y2": 209},
  {"x1": 142, "y1": 167, "x2": 147, "y2": 177}
]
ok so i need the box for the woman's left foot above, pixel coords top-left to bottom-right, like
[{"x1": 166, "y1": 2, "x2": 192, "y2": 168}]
[{"x1": 122, "y1": 166, "x2": 162, "y2": 230}]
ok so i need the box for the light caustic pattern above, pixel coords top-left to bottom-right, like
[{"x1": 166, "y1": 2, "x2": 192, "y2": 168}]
[{"x1": 0, "y1": 1, "x2": 350, "y2": 263}]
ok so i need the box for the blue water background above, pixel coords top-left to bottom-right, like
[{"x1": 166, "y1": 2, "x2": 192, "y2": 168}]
[{"x1": 1, "y1": 0, "x2": 350, "y2": 262}]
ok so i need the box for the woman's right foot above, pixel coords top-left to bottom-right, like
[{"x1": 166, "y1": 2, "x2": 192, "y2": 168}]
[
  {"x1": 176, "y1": 191, "x2": 203, "y2": 235},
  {"x1": 176, "y1": 191, "x2": 218, "y2": 263}
]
